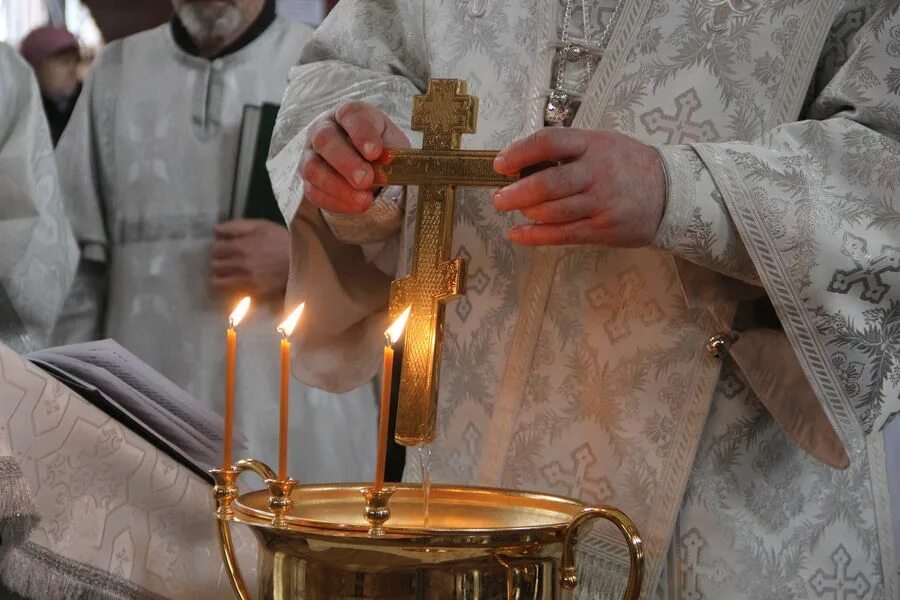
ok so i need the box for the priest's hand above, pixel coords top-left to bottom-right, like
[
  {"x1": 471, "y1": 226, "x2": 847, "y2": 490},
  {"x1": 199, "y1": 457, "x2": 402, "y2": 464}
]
[
  {"x1": 210, "y1": 219, "x2": 290, "y2": 298},
  {"x1": 300, "y1": 101, "x2": 410, "y2": 214},
  {"x1": 492, "y1": 128, "x2": 666, "y2": 247}
]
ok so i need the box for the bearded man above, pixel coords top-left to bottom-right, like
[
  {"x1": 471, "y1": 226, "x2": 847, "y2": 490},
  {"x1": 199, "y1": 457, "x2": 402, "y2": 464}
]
[
  {"x1": 54, "y1": 0, "x2": 378, "y2": 483},
  {"x1": 268, "y1": 0, "x2": 900, "y2": 597}
]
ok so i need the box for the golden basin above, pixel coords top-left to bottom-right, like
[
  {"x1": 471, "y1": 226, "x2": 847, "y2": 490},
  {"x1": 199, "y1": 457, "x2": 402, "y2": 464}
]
[{"x1": 212, "y1": 460, "x2": 643, "y2": 600}]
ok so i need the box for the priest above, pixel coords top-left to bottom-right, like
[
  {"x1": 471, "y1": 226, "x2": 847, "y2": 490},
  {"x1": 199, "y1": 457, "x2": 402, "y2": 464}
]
[
  {"x1": 269, "y1": 1, "x2": 900, "y2": 598},
  {"x1": 53, "y1": 0, "x2": 378, "y2": 483},
  {"x1": 0, "y1": 42, "x2": 77, "y2": 354}
]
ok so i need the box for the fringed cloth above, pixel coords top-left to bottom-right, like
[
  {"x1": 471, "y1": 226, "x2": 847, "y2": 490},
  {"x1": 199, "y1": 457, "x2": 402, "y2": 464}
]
[
  {"x1": 0, "y1": 450, "x2": 166, "y2": 600},
  {"x1": 1, "y1": 542, "x2": 165, "y2": 600},
  {"x1": 0, "y1": 457, "x2": 38, "y2": 553},
  {"x1": 575, "y1": 551, "x2": 630, "y2": 600}
]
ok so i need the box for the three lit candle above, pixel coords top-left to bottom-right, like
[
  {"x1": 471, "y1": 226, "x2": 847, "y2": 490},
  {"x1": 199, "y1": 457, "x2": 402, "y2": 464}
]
[{"x1": 222, "y1": 299, "x2": 410, "y2": 489}]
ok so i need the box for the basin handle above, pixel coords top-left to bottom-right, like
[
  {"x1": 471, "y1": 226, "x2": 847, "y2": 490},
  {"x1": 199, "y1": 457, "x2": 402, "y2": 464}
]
[
  {"x1": 216, "y1": 517, "x2": 253, "y2": 600},
  {"x1": 560, "y1": 506, "x2": 644, "y2": 600},
  {"x1": 211, "y1": 459, "x2": 277, "y2": 600},
  {"x1": 235, "y1": 458, "x2": 278, "y2": 481}
]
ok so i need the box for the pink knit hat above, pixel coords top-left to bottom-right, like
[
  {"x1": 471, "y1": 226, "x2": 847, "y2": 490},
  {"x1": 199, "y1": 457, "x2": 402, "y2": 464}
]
[{"x1": 20, "y1": 26, "x2": 79, "y2": 69}]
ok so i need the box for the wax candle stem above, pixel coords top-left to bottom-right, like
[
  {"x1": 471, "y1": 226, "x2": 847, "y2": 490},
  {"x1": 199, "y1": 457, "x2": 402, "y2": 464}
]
[
  {"x1": 224, "y1": 327, "x2": 236, "y2": 468},
  {"x1": 375, "y1": 343, "x2": 394, "y2": 491},
  {"x1": 278, "y1": 336, "x2": 290, "y2": 481}
]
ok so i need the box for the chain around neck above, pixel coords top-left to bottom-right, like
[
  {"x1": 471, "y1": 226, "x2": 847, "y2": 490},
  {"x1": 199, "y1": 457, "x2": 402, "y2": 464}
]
[{"x1": 553, "y1": 0, "x2": 625, "y2": 94}]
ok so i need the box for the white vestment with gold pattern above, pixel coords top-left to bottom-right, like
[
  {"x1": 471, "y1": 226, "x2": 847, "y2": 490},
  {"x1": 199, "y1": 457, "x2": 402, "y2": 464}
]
[{"x1": 269, "y1": 1, "x2": 900, "y2": 597}]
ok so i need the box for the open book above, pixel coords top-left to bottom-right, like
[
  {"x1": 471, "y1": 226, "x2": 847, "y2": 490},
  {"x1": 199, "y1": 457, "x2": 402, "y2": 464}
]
[{"x1": 27, "y1": 339, "x2": 244, "y2": 480}]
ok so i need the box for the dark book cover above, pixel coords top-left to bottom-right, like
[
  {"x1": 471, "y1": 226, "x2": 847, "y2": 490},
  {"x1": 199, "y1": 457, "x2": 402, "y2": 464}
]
[{"x1": 231, "y1": 103, "x2": 286, "y2": 226}]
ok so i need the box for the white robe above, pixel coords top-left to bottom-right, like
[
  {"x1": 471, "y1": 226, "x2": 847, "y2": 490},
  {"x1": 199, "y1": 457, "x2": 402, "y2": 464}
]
[
  {"x1": 53, "y1": 20, "x2": 378, "y2": 484},
  {"x1": 0, "y1": 42, "x2": 78, "y2": 354},
  {"x1": 269, "y1": 1, "x2": 900, "y2": 598}
]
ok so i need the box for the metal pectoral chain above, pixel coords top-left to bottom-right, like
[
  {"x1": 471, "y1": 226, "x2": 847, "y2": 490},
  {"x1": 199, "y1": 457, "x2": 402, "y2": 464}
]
[{"x1": 545, "y1": 0, "x2": 625, "y2": 125}]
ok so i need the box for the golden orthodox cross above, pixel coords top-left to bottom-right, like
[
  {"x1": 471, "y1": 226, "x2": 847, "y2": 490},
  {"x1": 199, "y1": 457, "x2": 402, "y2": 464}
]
[{"x1": 373, "y1": 79, "x2": 516, "y2": 445}]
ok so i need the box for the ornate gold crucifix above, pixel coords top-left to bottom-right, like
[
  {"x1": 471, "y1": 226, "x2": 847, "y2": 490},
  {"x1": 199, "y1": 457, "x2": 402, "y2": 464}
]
[{"x1": 373, "y1": 79, "x2": 516, "y2": 446}]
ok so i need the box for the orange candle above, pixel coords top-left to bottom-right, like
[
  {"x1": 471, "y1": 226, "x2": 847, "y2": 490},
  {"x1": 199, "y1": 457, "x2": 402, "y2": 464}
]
[
  {"x1": 225, "y1": 328, "x2": 236, "y2": 468},
  {"x1": 374, "y1": 344, "x2": 394, "y2": 491},
  {"x1": 276, "y1": 303, "x2": 305, "y2": 481},
  {"x1": 279, "y1": 336, "x2": 290, "y2": 480},
  {"x1": 375, "y1": 307, "x2": 411, "y2": 491},
  {"x1": 224, "y1": 297, "x2": 251, "y2": 469}
]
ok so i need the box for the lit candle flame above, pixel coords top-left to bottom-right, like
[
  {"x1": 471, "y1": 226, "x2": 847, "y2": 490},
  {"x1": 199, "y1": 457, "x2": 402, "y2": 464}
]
[
  {"x1": 277, "y1": 303, "x2": 305, "y2": 338},
  {"x1": 385, "y1": 306, "x2": 412, "y2": 346},
  {"x1": 229, "y1": 296, "x2": 251, "y2": 329}
]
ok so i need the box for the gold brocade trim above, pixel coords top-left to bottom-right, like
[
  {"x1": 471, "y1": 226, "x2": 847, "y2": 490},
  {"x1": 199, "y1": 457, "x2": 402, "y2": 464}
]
[
  {"x1": 477, "y1": 3, "x2": 684, "y2": 600},
  {"x1": 689, "y1": 0, "x2": 849, "y2": 442},
  {"x1": 651, "y1": 145, "x2": 698, "y2": 251},
  {"x1": 574, "y1": 3, "x2": 722, "y2": 598},
  {"x1": 771, "y1": 0, "x2": 842, "y2": 129},
  {"x1": 627, "y1": 304, "x2": 731, "y2": 600},
  {"x1": 690, "y1": 143, "x2": 862, "y2": 448},
  {"x1": 479, "y1": 0, "x2": 661, "y2": 481},
  {"x1": 477, "y1": 0, "x2": 660, "y2": 484},
  {"x1": 477, "y1": 246, "x2": 563, "y2": 484},
  {"x1": 476, "y1": 0, "x2": 557, "y2": 486},
  {"x1": 573, "y1": 0, "x2": 654, "y2": 134}
]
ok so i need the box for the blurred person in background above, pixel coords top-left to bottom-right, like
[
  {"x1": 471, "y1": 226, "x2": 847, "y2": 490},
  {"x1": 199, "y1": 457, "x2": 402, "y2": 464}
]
[
  {"x1": 52, "y1": 0, "x2": 378, "y2": 483},
  {"x1": 19, "y1": 26, "x2": 82, "y2": 146},
  {"x1": 0, "y1": 41, "x2": 78, "y2": 353}
]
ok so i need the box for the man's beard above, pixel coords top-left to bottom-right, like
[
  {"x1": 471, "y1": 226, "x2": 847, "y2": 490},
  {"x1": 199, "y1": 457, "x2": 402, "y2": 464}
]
[{"x1": 177, "y1": 1, "x2": 244, "y2": 43}]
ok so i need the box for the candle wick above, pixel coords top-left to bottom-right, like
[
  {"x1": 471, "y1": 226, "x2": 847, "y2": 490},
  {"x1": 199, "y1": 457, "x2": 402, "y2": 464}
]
[
  {"x1": 385, "y1": 333, "x2": 393, "y2": 347},
  {"x1": 229, "y1": 317, "x2": 235, "y2": 330},
  {"x1": 278, "y1": 327, "x2": 287, "y2": 340}
]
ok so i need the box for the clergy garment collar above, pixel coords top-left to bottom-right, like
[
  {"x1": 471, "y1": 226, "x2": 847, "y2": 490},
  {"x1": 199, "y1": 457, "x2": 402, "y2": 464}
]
[{"x1": 170, "y1": 0, "x2": 277, "y2": 60}]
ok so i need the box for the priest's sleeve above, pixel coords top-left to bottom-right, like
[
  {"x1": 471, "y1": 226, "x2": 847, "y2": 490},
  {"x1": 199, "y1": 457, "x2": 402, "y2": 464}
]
[
  {"x1": 51, "y1": 61, "x2": 110, "y2": 345},
  {"x1": 268, "y1": 0, "x2": 428, "y2": 392},
  {"x1": 653, "y1": 4, "x2": 900, "y2": 454}
]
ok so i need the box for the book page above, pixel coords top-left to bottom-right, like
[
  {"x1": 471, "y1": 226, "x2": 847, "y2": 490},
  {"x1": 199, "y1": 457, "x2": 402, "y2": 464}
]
[{"x1": 28, "y1": 339, "x2": 246, "y2": 474}]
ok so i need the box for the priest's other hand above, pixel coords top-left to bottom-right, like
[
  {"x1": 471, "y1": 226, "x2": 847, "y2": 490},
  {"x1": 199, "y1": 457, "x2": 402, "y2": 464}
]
[
  {"x1": 210, "y1": 219, "x2": 290, "y2": 298},
  {"x1": 300, "y1": 101, "x2": 410, "y2": 214},
  {"x1": 492, "y1": 128, "x2": 666, "y2": 247}
]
